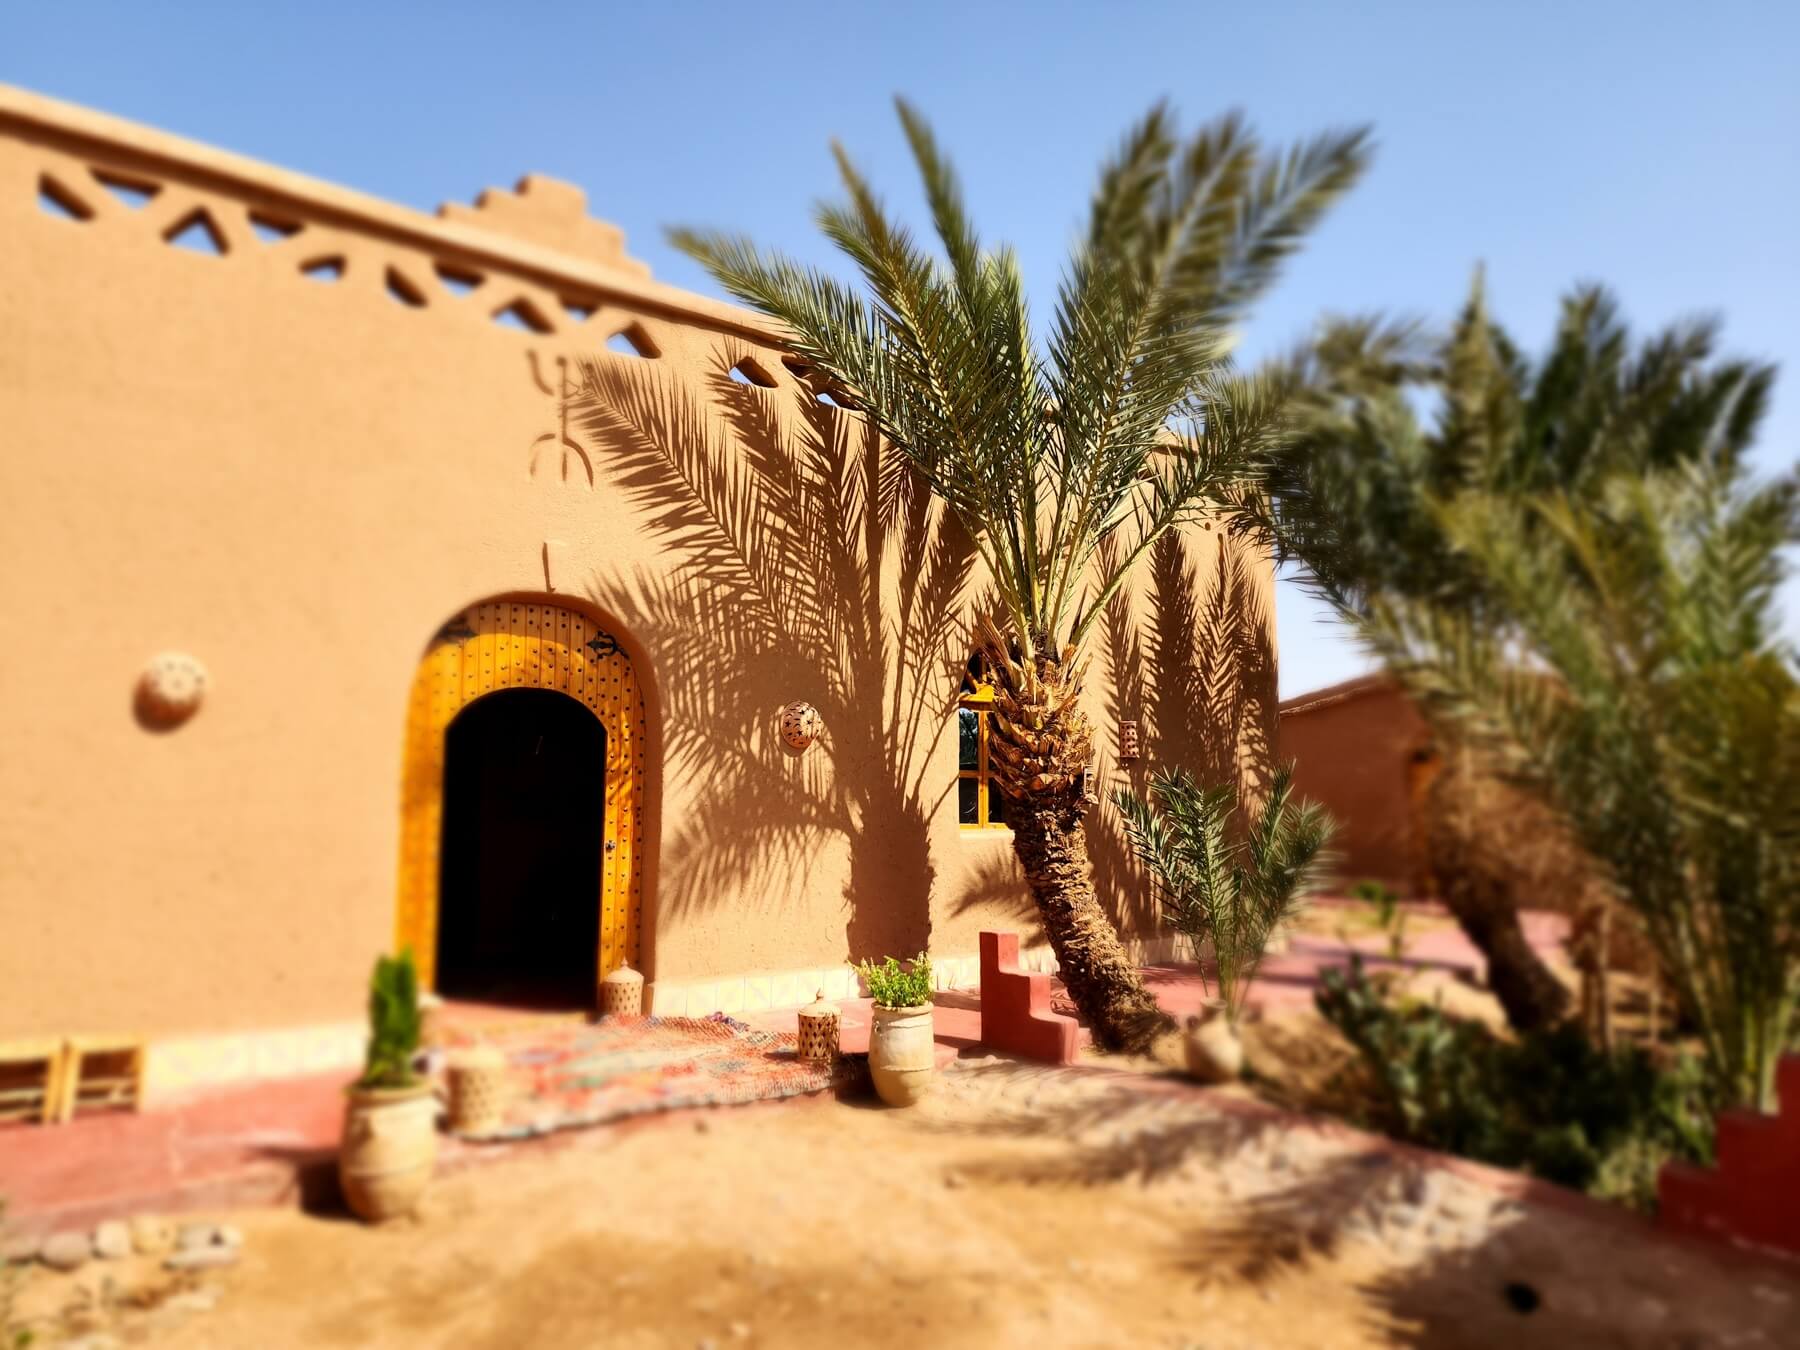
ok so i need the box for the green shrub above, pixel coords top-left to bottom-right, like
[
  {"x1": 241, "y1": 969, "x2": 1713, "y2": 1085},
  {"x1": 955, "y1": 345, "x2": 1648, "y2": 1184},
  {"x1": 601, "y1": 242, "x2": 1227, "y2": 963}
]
[
  {"x1": 857, "y1": 952, "x2": 933, "y2": 1009},
  {"x1": 358, "y1": 949, "x2": 423, "y2": 1090},
  {"x1": 1315, "y1": 957, "x2": 1712, "y2": 1209}
]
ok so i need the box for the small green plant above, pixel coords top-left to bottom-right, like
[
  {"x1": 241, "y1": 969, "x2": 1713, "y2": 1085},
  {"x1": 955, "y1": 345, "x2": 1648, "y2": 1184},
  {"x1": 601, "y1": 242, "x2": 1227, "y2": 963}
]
[
  {"x1": 857, "y1": 952, "x2": 934, "y2": 1009},
  {"x1": 358, "y1": 949, "x2": 423, "y2": 1090},
  {"x1": 1349, "y1": 878, "x2": 1408, "y2": 958},
  {"x1": 1115, "y1": 763, "x2": 1335, "y2": 1023},
  {"x1": 1315, "y1": 957, "x2": 1714, "y2": 1209}
]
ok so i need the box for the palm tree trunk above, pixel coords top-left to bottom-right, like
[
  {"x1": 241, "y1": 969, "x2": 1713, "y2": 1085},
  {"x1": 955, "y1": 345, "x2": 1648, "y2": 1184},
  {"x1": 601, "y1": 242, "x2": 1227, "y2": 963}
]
[
  {"x1": 1008, "y1": 784, "x2": 1173, "y2": 1052},
  {"x1": 1428, "y1": 747, "x2": 1572, "y2": 1033},
  {"x1": 984, "y1": 640, "x2": 1174, "y2": 1054}
]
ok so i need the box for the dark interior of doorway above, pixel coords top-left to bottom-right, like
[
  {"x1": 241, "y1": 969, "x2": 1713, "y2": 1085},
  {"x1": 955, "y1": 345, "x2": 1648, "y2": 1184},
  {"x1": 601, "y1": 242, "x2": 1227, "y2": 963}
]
[{"x1": 435, "y1": 687, "x2": 605, "y2": 1009}]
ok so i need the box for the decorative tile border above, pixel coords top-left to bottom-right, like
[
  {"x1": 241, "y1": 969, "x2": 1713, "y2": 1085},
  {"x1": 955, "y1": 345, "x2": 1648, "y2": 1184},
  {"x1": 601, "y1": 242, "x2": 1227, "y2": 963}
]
[
  {"x1": 133, "y1": 933, "x2": 1191, "y2": 1099},
  {"x1": 647, "y1": 932, "x2": 1186, "y2": 1019},
  {"x1": 142, "y1": 1021, "x2": 364, "y2": 1105}
]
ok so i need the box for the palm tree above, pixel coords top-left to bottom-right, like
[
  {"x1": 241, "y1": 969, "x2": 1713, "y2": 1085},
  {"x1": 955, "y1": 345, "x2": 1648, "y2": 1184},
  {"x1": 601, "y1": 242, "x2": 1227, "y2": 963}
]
[
  {"x1": 1114, "y1": 764, "x2": 1334, "y2": 1023},
  {"x1": 1267, "y1": 277, "x2": 1777, "y2": 1033},
  {"x1": 1364, "y1": 462, "x2": 1799, "y2": 1109},
  {"x1": 672, "y1": 101, "x2": 1368, "y2": 1049}
]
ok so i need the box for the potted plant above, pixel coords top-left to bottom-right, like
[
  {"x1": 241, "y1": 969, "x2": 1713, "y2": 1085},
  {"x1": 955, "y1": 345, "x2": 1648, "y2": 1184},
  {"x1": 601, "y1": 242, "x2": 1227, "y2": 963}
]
[
  {"x1": 1114, "y1": 764, "x2": 1334, "y2": 1082},
  {"x1": 339, "y1": 949, "x2": 439, "y2": 1221},
  {"x1": 857, "y1": 952, "x2": 935, "y2": 1107}
]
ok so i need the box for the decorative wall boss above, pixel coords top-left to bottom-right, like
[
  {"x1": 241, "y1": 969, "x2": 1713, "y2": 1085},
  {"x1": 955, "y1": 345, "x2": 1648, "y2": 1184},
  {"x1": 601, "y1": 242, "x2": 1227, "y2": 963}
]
[
  {"x1": 541, "y1": 539, "x2": 567, "y2": 593},
  {"x1": 136, "y1": 652, "x2": 208, "y2": 727},
  {"x1": 1118, "y1": 719, "x2": 1142, "y2": 764},
  {"x1": 780, "y1": 701, "x2": 823, "y2": 752}
]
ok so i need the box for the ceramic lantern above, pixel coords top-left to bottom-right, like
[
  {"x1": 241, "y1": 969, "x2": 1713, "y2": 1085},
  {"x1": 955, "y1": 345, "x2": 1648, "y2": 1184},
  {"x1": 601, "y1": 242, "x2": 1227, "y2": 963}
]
[
  {"x1": 1118, "y1": 718, "x2": 1142, "y2": 764},
  {"x1": 446, "y1": 1046, "x2": 512, "y2": 1136},
  {"x1": 136, "y1": 651, "x2": 208, "y2": 727},
  {"x1": 780, "y1": 701, "x2": 823, "y2": 751},
  {"x1": 599, "y1": 963, "x2": 645, "y2": 1017},
  {"x1": 796, "y1": 990, "x2": 840, "y2": 1064}
]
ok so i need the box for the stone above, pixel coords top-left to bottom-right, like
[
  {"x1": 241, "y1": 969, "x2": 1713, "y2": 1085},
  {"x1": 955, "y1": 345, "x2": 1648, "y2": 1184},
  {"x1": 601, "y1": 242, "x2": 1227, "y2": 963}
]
[
  {"x1": 42, "y1": 1230, "x2": 92, "y2": 1271},
  {"x1": 165, "y1": 1247, "x2": 239, "y2": 1271},
  {"x1": 58, "y1": 1336, "x2": 121, "y2": 1350},
  {"x1": 92, "y1": 1220, "x2": 132, "y2": 1260},
  {"x1": 130, "y1": 1215, "x2": 175, "y2": 1256},
  {"x1": 215, "y1": 1224, "x2": 244, "y2": 1250},
  {"x1": 2, "y1": 1231, "x2": 41, "y2": 1265},
  {"x1": 176, "y1": 1222, "x2": 216, "y2": 1252},
  {"x1": 164, "y1": 1286, "x2": 222, "y2": 1313}
]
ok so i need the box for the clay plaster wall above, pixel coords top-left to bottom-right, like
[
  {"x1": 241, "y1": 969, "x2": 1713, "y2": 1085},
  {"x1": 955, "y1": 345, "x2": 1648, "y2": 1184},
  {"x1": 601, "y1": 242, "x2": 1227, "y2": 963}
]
[
  {"x1": 1277, "y1": 676, "x2": 1433, "y2": 894},
  {"x1": 0, "y1": 85, "x2": 1279, "y2": 1044}
]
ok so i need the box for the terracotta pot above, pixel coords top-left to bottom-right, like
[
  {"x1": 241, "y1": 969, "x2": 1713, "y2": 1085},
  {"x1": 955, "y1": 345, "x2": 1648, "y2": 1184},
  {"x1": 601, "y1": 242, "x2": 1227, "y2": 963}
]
[
  {"x1": 1183, "y1": 1001, "x2": 1244, "y2": 1084},
  {"x1": 339, "y1": 1082, "x2": 439, "y2": 1221},
  {"x1": 868, "y1": 1004, "x2": 935, "y2": 1107}
]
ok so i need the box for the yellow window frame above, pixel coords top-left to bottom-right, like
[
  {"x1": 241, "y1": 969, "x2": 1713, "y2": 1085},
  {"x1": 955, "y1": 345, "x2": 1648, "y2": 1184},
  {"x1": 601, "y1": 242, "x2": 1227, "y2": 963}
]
[{"x1": 957, "y1": 680, "x2": 1009, "y2": 831}]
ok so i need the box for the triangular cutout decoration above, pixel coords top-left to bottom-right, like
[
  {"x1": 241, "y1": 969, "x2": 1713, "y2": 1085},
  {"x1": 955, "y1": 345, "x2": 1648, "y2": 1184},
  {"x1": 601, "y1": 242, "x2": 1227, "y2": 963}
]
[
  {"x1": 248, "y1": 212, "x2": 302, "y2": 244},
  {"x1": 38, "y1": 174, "x2": 94, "y2": 222},
  {"x1": 90, "y1": 169, "x2": 159, "y2": 210},
  {"x1": 561, "y1": 297, "x2": 596, "y2": 322},
  {"x1": 728, "y1": 358, "x2": 778, "y2": 389},
  {"x1": 436, "y1": 263, "x2": 483, "y2": 296},
  {"x1": 493, "y1": 300, "x2": 553, "y2": 334},
  {"x1": 386, "y1": 267, "x2": 428, "y2": 308},
  {"x1": 605, "y1": 324, "x2": 659, "y2": 359},
  {"x1": 164, "y1": 209, "x2": 227, "y2": 256},
  {"x1": 300, "y1": 256, "x2": 345, "y2": 282}
]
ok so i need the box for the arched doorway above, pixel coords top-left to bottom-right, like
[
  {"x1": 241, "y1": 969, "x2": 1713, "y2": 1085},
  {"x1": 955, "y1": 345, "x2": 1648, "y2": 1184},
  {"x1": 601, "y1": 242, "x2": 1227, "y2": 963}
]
[
  {"x1": 436, "y1": 689, "x2": 605, "y2": 1005},
  {"x1": 394, "y1": 600, "x2": 648, "y2": 1000}
]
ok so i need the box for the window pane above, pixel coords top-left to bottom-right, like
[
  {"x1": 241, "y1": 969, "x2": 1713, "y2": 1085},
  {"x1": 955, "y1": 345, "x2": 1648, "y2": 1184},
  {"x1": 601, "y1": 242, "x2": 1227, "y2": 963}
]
[
  {"x1": 957, "y1": 708, "x2": 979, "y2": 769},
  {"x1": 958, "y1": 777, "x2": 979, "y2": 825},
  {"x1": 988, "y1": 787, "x2": 1008, "y2": 826}
]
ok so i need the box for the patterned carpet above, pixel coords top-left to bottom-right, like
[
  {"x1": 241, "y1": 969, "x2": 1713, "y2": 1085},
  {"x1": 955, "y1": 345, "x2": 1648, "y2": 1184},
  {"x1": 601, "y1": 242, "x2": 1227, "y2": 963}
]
[{"x1": 445, "y1": 1014, "x2": 852, "y2": 1141}]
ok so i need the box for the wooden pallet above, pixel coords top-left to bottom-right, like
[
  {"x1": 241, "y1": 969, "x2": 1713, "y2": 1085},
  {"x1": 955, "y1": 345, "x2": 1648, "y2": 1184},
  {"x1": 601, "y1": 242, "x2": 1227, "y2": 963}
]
[
  {"x1": 55, "y1": 1036, "x2": 146, "y2": 1122},
  {"x1": 0, "y1": 1036, "x2": 145, "y2": 1124},
  {"x1": 0, "y1": 1038, "x2": 69, "y2": 1125}
]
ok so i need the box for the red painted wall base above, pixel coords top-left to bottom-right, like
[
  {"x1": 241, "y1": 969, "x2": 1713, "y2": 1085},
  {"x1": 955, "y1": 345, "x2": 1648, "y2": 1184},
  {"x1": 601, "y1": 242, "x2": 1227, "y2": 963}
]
[{"x1": 1659, "y1": 1054, "x2": 1800, "y2": 1258}]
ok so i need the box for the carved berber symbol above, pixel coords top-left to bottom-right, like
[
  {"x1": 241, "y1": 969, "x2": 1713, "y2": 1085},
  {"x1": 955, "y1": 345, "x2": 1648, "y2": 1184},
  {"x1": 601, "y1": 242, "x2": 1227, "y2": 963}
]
[{"x1": 527, "y1": 350, "x2": 593, "y2": 487}]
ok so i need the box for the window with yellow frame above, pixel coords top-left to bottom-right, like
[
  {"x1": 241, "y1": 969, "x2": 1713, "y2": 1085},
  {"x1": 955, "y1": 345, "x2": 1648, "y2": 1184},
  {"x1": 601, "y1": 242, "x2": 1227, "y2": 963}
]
[{"x1": 957, "y1": 655, "x2": 1011, "y2": 830}]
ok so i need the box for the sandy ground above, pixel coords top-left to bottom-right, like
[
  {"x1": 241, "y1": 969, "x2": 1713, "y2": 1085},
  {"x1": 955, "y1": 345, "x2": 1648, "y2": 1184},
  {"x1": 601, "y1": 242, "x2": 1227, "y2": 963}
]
[{"x1": 12, "y1": 1056, "x2": 1796, "y2": 1350}]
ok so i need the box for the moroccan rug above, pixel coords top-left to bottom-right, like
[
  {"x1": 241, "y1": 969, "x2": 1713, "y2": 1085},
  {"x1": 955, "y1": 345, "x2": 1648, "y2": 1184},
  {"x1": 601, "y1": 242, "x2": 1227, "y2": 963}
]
[{"x1": 445, "y1": 1014, "x2": 853, "y2": 1142}]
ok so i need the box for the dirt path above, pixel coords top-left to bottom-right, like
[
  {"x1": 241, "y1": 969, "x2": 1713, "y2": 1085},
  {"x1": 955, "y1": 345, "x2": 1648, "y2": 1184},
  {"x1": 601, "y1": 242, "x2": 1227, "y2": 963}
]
[{"x1": 14, "y1": 1058, "x2": 1796, "y2": 1349}]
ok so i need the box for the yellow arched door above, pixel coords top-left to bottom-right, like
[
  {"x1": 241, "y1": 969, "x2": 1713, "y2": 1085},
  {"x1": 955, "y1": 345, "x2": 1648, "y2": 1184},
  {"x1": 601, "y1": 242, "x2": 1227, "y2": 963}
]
[{"x1": 394, "y1": 600, "x2": 647, "y2": 993}]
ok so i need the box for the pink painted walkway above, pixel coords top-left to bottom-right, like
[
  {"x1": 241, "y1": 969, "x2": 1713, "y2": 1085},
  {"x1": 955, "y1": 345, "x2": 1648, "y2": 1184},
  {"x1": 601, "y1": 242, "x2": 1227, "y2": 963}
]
[{"x1": 0, "y1": 903, "x2": 1564, "y2": 1231}]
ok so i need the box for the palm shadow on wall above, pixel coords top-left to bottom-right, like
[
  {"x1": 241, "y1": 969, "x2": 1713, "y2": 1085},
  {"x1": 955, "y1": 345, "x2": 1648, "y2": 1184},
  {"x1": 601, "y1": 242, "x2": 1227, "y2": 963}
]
[
  {"x1": 571, "y1": 355, "x2": 977, "y2": 963},
  {"x1": 1088, "y1": 529, "x2": 1279, "y2": 940},
  {"x1": 948, "y1": 527, "x2": 1278, "y2": 944}
]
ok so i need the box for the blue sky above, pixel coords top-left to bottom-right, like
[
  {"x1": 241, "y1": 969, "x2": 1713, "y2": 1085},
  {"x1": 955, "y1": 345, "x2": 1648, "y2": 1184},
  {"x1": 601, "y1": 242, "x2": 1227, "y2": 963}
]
[{"x1": 9, "y1": 2, "x2": 1796, "y2": 695}]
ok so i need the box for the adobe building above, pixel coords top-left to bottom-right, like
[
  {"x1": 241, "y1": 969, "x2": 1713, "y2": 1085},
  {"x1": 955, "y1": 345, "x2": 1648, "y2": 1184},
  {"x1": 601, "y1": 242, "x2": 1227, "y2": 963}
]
[
  {"x1": 0, "y1": 85, "x2": 1278, "y2": 1100},
  {"x1": 1277, "y1": 674, "x2": 1437, "y2": 896}
]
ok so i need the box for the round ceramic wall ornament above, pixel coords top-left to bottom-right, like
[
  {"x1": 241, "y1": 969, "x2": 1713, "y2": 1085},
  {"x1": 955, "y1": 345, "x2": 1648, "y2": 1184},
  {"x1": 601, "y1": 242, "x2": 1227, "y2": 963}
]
[
  {"x1": 780, "y1": 701, "x2": 823, "y2": 751},
  {"x1": 136, "y1": 652, "x2": 208, "y2": 726}
]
